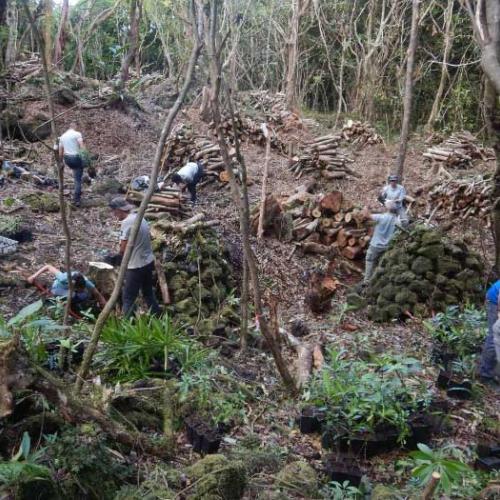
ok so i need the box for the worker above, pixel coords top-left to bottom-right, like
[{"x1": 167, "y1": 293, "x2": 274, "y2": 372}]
[
  {"x1": 59, "y1": 122, "x2": 85, "y2": 207},
  {"x1": 171, "y1": 160, "x2": 204, "y2": 204},
  {"x1": 379, "y1": 174, "x2": 408, "y2": 224},
  {"x1": 27, "y1": 264, "x2": 106, "y2": 309},
  {"x1": 481, "y1": 281, "x2": 500, "y2": 387},
  {"x1": 363, "y1": 200, "x2": 400, "y2": 283},
  {"x1": 109, "y1": 197, "x2": 161, "y2": 317}
]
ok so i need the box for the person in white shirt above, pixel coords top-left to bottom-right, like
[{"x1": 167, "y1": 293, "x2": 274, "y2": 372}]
[
  {"x1": 59, "y1": 123, "x2": 85, "y2": 206},
  {"x1": 379, "y1": 174, "x2": 408, "y2": 224},
  {"x1": 172, "y1": 161, "x2": 204, "y2": 203}
]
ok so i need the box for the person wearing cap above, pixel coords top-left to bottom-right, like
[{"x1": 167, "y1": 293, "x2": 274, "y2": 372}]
[
  {"x1": 480, "y1": 280, "x2": 500, "y2": 387},
  {"x1": 109, "y1": 197, "x2": 161, "y2": 317},
  {"x1": 171, "y1": 160, "x2": 204, "y2": 204},
  {"x1": 27, "y1": 264, "x2": 106, "y2": 308},
  {"x1": 363, "y1": 200, "x2": 400, "y2": 283},
  {"x1": 59, "y1": 122, "x2": 85, "y2": 207},
  {"x1": 379, "y1": 174, "x2": 407, "y2": 224}
]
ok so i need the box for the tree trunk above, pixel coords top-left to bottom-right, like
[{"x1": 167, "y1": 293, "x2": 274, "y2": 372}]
[
  {"x1": 0, "y1": 0, "x2": 7, "y2": 25},
  {"x1": 425, "y1": 0, "x2": 454, "y2": 132},
  {"x1": 395, "y1": 0, "x2": 419, "y2": 179},
  {"x1": 118, "y1": 0, "x2": 141, "y2": 89},
  {"x1": 76, "y1": 1, "x2": 202, "y2": 392},
  {"x1": 42, "y1": 0, "x2": 52, "y2": 68},
  {"x1": 53, "y1": 0, "x2": 69, "y2": 68},
  {"x1": 5, "y1": 0, "x2": 17, "y2": 67}
]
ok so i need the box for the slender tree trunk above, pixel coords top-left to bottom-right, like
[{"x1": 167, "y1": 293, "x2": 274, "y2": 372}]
[
  {"x1": 425, "y1": 0, "x2": 454, "y2": 131},
  {"x1": 202, "y1": 0, "x2": 296, "y2": 392},
  {"x1": 118, "y1": 0, "x2": 141, "y2": 89},
  {"x1": 42, "y1": 0, "x2": 52, "y2": 68},
  {"x1": 76, "y1": 1, "x2": 202, "y2": 392},
  {"x1": 22, "y1": 0, "x2": 73, "y2": 326},
  {"x1": 53, "y1": 0, "x2": 69, "y2": 68},
  {"x1": 395, "y1": 0, "x2": 419, "y2": 179},
  {"x1": 5, "y1": 0, "x2": 18, "y2": 67}
]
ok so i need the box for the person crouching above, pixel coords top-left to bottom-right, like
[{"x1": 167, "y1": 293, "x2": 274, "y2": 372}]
[{"x1": 171, "y1": 161, "x2": 204, "y2": 204}]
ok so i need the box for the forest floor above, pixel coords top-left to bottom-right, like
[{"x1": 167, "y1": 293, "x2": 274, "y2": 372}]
[{"x1": 1, "y1": 81, "x2": 499, "y2": 497}]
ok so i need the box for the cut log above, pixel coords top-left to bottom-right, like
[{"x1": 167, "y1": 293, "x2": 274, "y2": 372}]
[
  {"x1": 319, "y1": 191, "x2": 343, "y2": 213},
  {"x1": 154, "y1": 257, "x2": 171, "y2": 305},
  {"x1": 296, "y1": 344, "x2": 313, "y2": 388},
  {"x1": 342, "y1": 245, "x2": 362, "y2": 260}
]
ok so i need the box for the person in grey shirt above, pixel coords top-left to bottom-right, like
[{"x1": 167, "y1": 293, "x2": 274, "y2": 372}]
[
  {"x1": 379, "y1": 174, "x2": 408, "y2": 224},
  {"x1": 109, "y1": 197, "x2": 161, "y2": 317},
  {"x1": 363, "y1": 200, "x2": 400, "y2": 283}
]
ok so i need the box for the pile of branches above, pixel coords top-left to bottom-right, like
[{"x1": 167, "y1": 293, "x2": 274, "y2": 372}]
[
  {"x1": 288, "y1": 134, "x2": 356, "y2": 180},
  {"x1": 237, "y1": 90, "x2": 289, "y2": 124},
  {"x1": 128, "y1": 188, "x2": 191, "y2": 219},
  {"x1": 415, "y1": 175, "x2": 492, "y2": 224},
  {"x1": 253, "y1": 187, "x2": 372, "y2": 261},
  {"x1": 341, "y1": 119, "x2": 383, "y2": 146},
  {"x1": 423, "y1": 131, "x2": 494, "y2": 168},
  {"x1": 2, "y1": 55, "x2": 41, "y2": 83}
]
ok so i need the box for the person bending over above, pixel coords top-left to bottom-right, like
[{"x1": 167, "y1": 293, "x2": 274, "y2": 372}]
[
  {"x1": 172, "y1": 161, "x2": 204, "y2": 204},
  {"x1": 27, "y1": 264, "x2": 106, "y2": 309}
]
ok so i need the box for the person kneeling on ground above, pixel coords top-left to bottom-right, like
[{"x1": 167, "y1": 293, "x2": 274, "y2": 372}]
[
  {"x1": 363, "y1": 200, "x2": 400, "y2": 283},
  {"x1": 27, "y1": 264, "x2": 106, "y2": 309},
  {"x1": 481, "y1": 280, "x2": 500, "y2": 387},
  {"x1": 378, "y1": 174, "x2": 408, "y2": 225},
  {"x1": 109, "y1": 197, "x2": 161, "y2": 318},
  {"x1": 171, "y1": 160, "x2": 204, "y2": 204}
]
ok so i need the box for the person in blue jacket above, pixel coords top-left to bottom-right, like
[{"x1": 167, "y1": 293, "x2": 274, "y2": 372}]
[{"x1": 482, "y1": 280, "x2": 500, "y2": 385}]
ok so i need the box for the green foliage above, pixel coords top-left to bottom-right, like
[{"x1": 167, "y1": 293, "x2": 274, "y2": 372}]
[
  {"x1": 321, "y1": 480, "x2": 365, "y2": 500},
  {"x1": 408, "y1": 443, "x2": 471, "y2": 494},
  {"x1": 0, "y1": 215, "x2": 23, "y2": 235},
  {"x1": 424, "y1": 305, "x2": 486, "y2": 357},
  {"x1": 95, "y1": 314, "x2": 204, "y2": 382},
  {"x1": 306, "y1": 350, "x2": 432, "y2": 441}
]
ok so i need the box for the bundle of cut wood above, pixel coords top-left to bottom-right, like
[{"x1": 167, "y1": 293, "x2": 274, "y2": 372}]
[
  {"x1": 238, "y1": 90, "x2": 288, "y2": 123},
  {"x1": 4, "y1": 55, "x2": 41, "y2": 82},
  {"x1": 253, "y1": 187, "x2": 372, "y2": 260},
  {"x1": 127, "y1": 188, "x2": 191, "y2": 219},
  {"x1": 415, "y1": 175, "x2": 492, "y2": 223},
  {"x1": 423, "y1": 131, "x2": 495, "y2": 168},
  {"x1": 341, "y1": 119, "x2": 383, "y2": 146},
  {"x1": 288, "y1": 134, "x2": 356, "y2": 180}
]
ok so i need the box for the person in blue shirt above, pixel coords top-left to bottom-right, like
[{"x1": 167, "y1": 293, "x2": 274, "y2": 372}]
[
  {"x1": 482, "y1": 280, "x2": 500, "y2": 384},
  {"x1": 28, "y1": 264, "x2": 106, "y2": 308}
]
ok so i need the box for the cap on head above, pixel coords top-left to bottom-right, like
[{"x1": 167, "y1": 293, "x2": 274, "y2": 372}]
[
  {"x1": 388, "y1": 174, "x2": 398, "y2": 182},
  {"x1": 109, "y1": 197, "x2": 134, "y2": 212}
]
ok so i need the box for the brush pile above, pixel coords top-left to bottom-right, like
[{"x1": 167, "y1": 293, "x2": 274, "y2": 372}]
[
  {"x1": 423, "y1": 131, "x2": 494, "y2": 168},
  {"x1": 415, "y1": 175, "x2": 492, "y2": 223},
  {"x1": 341, "y1": 120, "x2": 383, "y2": 146},
  {"x1": 127, "y1": 189, "x2": 191, "y2": 219},
  {"x1": 288, "y1": 135, "x2": 356, "y2": 180},
  {"x1": 362, "y1": 225, "x2": 484, "y2": 322},
  {"x1": 155, "y1": 227, "x2": 238, "y2": 334}
]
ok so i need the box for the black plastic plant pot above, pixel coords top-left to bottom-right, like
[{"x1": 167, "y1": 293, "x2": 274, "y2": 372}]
[
  {"x1": 477, "y1": 443, "x2": 500, "y2": 458},
  {"x1": 192, "y1": 427, "x2": 204, "y2": 453},
  {"x1": 201, "y1": 432, "x2": 222, "y2": 455},
  {"x1": 431, "y1": 346, "x2": 457, "y2": 368},
  {"x1": 337, "y1": 432, "x2": 398, "y2": 458},
  {"x1": 299, "y1": 406, "x2": 325, "y2": 434},
  {"x1": 475, "y1": 456, "x2": 500, "y2": 472},
  {"x1": 325, "y1": 458, "x2": 362, "y2": 487},
  {"x1": 321, "y1": 427, "x2": 343, "y2": 450},
  {"x1": 406, "y1": 415, "x2": 433, "y2": 450},
  {"x1": 446, "y1": 380, "x2": 472, "y2": 400},
  {"x1": 436, "y1": 370, "x2": 453, "y2": 389}
]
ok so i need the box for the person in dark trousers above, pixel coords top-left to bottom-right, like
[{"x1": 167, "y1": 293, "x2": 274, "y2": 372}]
[
  {"x1": 172, "y1": 161, "x2": 204, "y2": 204},
  {"x1": 481, "y1": 280, "x2": 500, "y2": 387},
  {"x1": 109, "y1": 197, "x2": 161, "y2": 317},
  {"x1": 59, "y1": 123, "x2": 85, "y2": 206}
]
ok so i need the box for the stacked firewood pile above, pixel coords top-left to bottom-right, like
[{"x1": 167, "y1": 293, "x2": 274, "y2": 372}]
[
  {"x1": 237, "y1": 90, "x2": 289, "y2": 124},
  {"x1": 341, "y1": 120, "x2": 383, "y2": 146},
  {"x1": 415, "y1": 175, "x2": 492, "y2": 223},
  {"x1": 3, "y1": 55, "x2": 41, "y2": 83},
  {"x1": 252, "y1": 187, "x2": 372, "y2": 260},
  {"x1": 162, "y1": 125, "x2": 236, "y2": 180},
  {"x1": 127, "y1": 188, "x2": 191, "y2": 219},
  {"x1": 288, "y1": 134, "x2": 356, "y2": 180},
  {"x1": 423, "y1": 131, "x2": 494, "y2": 168}
]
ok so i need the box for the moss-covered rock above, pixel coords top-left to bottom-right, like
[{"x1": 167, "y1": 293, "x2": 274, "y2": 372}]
[
  {"x1": 22, "y1": 192, "x2": 59, "y2": 212},
  {"x1": 411, "y1": 256, "x2": 433, "y2": 275},
  {"x1": 417, "y1": 244, "x2": 445, "y2": 260},
  {"x1": 437, "y1": 257, "x2": 462, "y2": 277},
  {"x1": 185, "y1": 454, "x2": 247, "y2": 500},
  {"x1": 346, "y1": 293, "x2": 366, "y2": 310},
  {"x1": 276, "y1": 461, "x2": 318, "y2": 498}
]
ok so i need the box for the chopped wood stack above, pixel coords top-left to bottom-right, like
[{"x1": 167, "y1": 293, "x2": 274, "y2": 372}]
[
  {"x1": 415, "y1": 175, "x2": 492, "y2": 223},
  {"x1": 285, "y1": 189, "x2": 372, "y2": 260},
  {"x1": 237, "y1": 90, "x2": 288, "y2": 124},
  {"x1": 423, "y1": 131, "x2": 494, "y2": 168},
  {"x1": 288, "y1": 134, "x2": 356, "y2": 180},
  {"x1": 341, "y1": 119, "x2": 382, "y2": 146},
  {"x1": 127, "y1": 188, "x2": 191, "y2": 219},
  {"x1": 3, "y1": 55, "x2": 41, "y2": 82}
]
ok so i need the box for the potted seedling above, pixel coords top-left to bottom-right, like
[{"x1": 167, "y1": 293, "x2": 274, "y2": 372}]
[
  {"x1": 436, "y1": 356, "x2": 475, "y2": 400},
  {"x1": 324, "y1": 453, "x2": 363, "y2": 486},
  {"x1": 298, "y1": 405, "x2": 326, "y2": 434}
]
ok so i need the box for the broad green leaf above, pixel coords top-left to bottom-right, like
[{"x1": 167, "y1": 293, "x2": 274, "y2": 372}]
[
  {"x1": 8, "y1": 301, "x2": 43, "y2": 326},
  {"x1": 20, "y1": 432, "x2": 31, "y2": 459}
]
